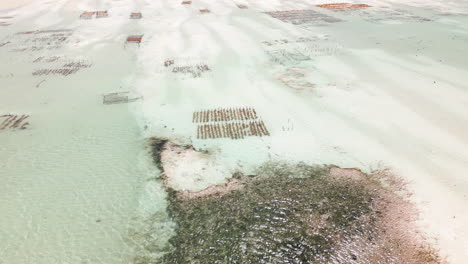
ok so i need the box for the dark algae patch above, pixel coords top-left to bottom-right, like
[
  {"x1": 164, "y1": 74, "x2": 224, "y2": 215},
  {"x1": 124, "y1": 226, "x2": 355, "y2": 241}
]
[
  {"x1": 148, "y1": 137, "x2": 169, "y2": 171},
  {"x1": 164, "y1": 164, "x2": 372, "y2": 263},
  {"x1": 141, "y1": 138, "x2": 444, "y2": 264}
]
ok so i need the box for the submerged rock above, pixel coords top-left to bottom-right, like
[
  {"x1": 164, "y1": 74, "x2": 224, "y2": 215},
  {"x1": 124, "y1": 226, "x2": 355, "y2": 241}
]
[
  {"x1": 143, "y1": 138, "x2": 443, "y2": 264},
  {"x1": 148, "y1": 137, "x2": 235, "y2": 192}
]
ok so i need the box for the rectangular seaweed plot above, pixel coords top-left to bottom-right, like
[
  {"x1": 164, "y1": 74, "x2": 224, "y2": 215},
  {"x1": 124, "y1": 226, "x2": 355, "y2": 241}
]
[
  {"x1": 130, "y1": 12, "x2": 142, "y2": 19},
  {"x1": 266, "y1": 49, "x2": 310, "y2": 65},
  {"x1": 33, "y1": 55, "x2": 62, "y2": 63},
  {"x1": 5, "y1": 29, "x2": 73, "y2": 52},
  {"x1": 264, "y1": 10, "x2": 341, "y2": 25},
  {"x1": 261, "y1": 35, "x2": 344, "y2": 65},
  {"x1": 96, "y1": 11, "x2": 108, "y2": 18},
  {"x1": 103, "y1": 92, "x2": 141, "y2": 105},
  {"x1": 159, "y1": 58, "x2": 211, "y2": 79},
  {"x1": 316, "y1": 3, "x2": 371, "y2": 10},
  {"x1": 193, "y1": 108, "x2": 270, "y2": 140},
  {"x1": 32, "y1": 58, "x2": 93, "y2": 77},
  {"x1": 80, "y1": 11, "x2": 96, "y2": 19},
  {"x1": 127, "y1": 35, "x2": 143, "y2": 44},
  {"x1": 193, "y1": 108, "x2": 258, "y2": 123},
  {"x1": 361, "y1": 8, "x2": 432, "y2": 23},
  {"x1": 197, "y1": 121, "x2": 270, "y2": 140},
  {"x1": 32, "y1": 68, "x2": 79, "y2": 76},
  {"x1": 1, "y1": 115, "x2": 29, "y2": 130},
  {"x1": 172, "y1": 64, "x2": 210, "y2": 78}
]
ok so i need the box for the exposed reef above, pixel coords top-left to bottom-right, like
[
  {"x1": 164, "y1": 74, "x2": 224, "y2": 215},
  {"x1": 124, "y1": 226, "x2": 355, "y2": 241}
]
[
  {"x1": 141, "y1": 137, "x2": 444, "y2": 264},
  {"x1": 148, "y1": 137, "x2": 233, "y2": 192}
]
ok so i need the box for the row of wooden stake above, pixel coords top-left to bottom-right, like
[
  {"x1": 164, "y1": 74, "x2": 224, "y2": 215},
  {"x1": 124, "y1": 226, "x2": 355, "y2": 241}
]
[
  {"x1": 193, "y1": 108, "x2": 258, "y2": 123},
  {"x1": 197, "y1": 121, "x2": 269, "y2": 139},
  {"x1": 32, "y1": 68, "x2": 79, "y2": 76},
  {"x1": 1, "y1": 115, "x2": 29, "y2": 130}
]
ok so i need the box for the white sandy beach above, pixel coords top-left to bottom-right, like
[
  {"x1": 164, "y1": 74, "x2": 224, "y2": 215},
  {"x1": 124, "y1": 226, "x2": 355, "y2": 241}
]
[{"x1": 1, "y1": 0, "x2": 468, "y2": 263}]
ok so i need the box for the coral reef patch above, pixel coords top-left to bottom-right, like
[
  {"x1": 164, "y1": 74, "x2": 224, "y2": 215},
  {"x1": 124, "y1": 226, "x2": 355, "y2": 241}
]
[{"x1": 141, "y1": 138, "x2": 443, "y2": 264}]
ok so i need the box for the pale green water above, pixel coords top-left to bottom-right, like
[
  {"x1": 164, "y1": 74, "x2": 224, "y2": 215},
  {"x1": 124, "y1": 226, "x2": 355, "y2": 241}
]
[{"x1": 0, "y1": 20, "x2": 167, "y2": 263}]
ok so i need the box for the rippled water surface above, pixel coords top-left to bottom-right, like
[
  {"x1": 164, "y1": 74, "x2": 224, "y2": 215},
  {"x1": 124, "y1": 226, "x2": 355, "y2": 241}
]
[{"x1": 1, "y1": 0, "x2": 468, "y2": 263}]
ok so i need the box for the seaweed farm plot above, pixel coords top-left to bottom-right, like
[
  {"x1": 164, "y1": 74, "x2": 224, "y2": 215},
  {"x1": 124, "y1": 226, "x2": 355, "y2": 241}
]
[
  {"x1": 32, "y1": 55, "x2": 62, "y2": 63},
  {"x1": 102, "y1": 92, "x2": 142, "y2": 105},
  {"x1": 193, "y1": 108, "x2": 270, "y2": 140},
  {"x1": 96, "y1": 11, "x2": 109, "y2": 18},
  {"x1": 193, "y1": 107, "x2": 258, "y2": 122},
  {"x1": 80, "y1": 11, "x2": 95, "y2": 19},
  {"x1": 32, "y1": 57, "x2": 92, "y2": 77},
  {"x1": 0, "y1": 115, "x2": 30, "y2": 130},
  {"x1": 126, "y1": 35, "x2": 143, "y2": 45},
  {"x1": 266, "y1": 49, "x2": 311, "y2": 65},
  {"x1": 316, "y1": 3, "x2": 371, "y2": 10},
  {"x1": 261, "y1": 35, "x2": 330, "y2": 46},
  {"x1": 127, "y1": 35, "x2": 143, "y2": 43},
  {"x1": 130, "y1": 12, "x2": 142, "y2": 19},
  {"x1": 263, "y1": 36, "x2": 344, "y2": 65},
  {"x1": 158, "y1": 58, "x2": 211, "y2": 79},
  {"x1": 1, "y1": 29, "x2": 74, "y2": 53},
  {"x1": 79, "y1": 11, "x2": 108, "y2": 19},
  {"x1": 196, "y1": 120, "x2": 270, "y2": 140},
  {"x1": 297, "y1": 42, "x2": 344, "y2": 57},
  {"x1": 32, "y1": 68, "x2": 79, "y2": 77},
  {"x1": 264, "y1": 10, "x2": 341, "y2": 26},
  {"x1": 276, "y1": 67, "x2": 315, "y2": 91},
  {"x1": 172, "y1": 64, "x2": 210, "y2": 78},
  {"x1": 359, "y1": 7, "x2": 431, "y2": 23}
]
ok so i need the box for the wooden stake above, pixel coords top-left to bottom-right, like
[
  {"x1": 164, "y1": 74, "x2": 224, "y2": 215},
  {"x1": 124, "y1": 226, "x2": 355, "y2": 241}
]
[
  {"x1": 1, "y1": 115, "x2": 16, "y2": 129},
  {"x1": 12, "y1": 115, "x2": 28, "y2": 128}
]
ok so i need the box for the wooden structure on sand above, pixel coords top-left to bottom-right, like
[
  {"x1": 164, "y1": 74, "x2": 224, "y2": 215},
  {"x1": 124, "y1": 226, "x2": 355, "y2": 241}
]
[
  {"x1": 103, "y1": 92, "x2": 142, "y2": 105},
  {"x1": 193, "y1": 107, "x2": 270, "y2": 140},
  {"x1": 130, "y1": 12, "x2": 142, "y2": 19},
  {"x1": 80, "y1": 10, "x2": 109, "y2": 19},
  {"x1": 197, "y1": 121, "x2": 270, "y2": 139},
  {"x1": 80, "y1": 11, "x2": 95, "y2": 19},
  {"x1": 193, "y1": 107, "x2": 258, "y2": 123},
  {"x1": 316, "y1": 3, "x2": 371, "y2": 10},
  {"x1": 1, "y1": 115, "x2": 29, "y2": 130},
  {"x1": 126, "y1": 35, "x2": 143, "y2": 44},
  {"x1": 264, "y1": 10, "x2": 341, "y2": 25},
  {"x1": 96, "y1": 11, "x2": 108, "y2": 18}
]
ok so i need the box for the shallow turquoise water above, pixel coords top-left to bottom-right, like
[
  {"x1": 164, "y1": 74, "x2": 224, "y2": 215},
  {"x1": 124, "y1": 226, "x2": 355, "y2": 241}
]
[{"x1": 1, "y1": 0, "x2": 468, "y2": 263}]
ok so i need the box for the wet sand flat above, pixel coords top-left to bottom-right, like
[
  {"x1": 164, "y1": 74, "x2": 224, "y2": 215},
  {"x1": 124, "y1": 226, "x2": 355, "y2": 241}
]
[{"x1": 1, "y1": 0, "x2": 468, "y2": 263}]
